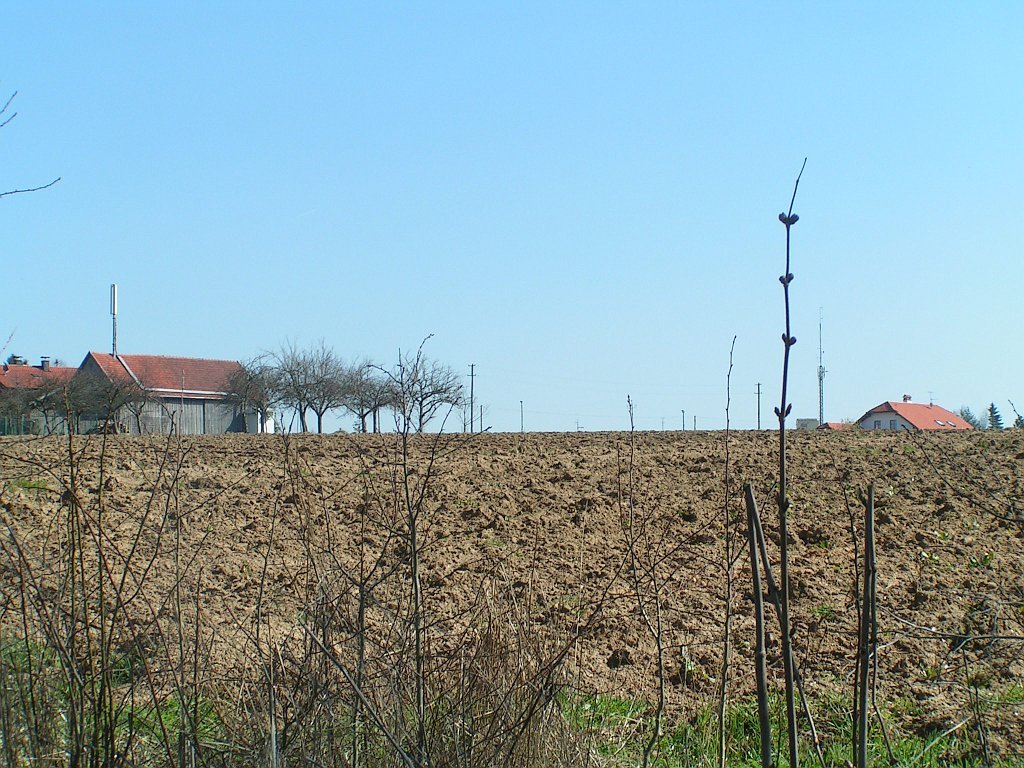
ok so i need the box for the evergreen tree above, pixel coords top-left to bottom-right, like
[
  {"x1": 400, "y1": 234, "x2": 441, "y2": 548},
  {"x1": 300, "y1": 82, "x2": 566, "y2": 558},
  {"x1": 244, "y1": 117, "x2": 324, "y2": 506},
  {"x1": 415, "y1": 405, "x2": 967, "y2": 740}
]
[
  {"x1": 987, "y1": 402, "x2": 1004, "y2": 430},
  {"x1": 959, "y1": 406, "x2": 983, "y2": 429}
]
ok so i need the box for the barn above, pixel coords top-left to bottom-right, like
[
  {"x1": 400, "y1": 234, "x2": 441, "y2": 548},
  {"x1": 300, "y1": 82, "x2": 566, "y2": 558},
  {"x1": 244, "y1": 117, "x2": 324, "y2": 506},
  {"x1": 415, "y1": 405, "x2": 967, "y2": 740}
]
[{"x1": 76, "y1": 352, "x2": 262, "y2": 435}]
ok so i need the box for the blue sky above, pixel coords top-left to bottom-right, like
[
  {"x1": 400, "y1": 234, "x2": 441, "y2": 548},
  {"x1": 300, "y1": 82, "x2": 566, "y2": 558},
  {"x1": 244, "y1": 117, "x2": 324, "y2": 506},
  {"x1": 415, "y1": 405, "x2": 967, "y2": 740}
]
[{"x1": 3, "y1": 3, "x2": 1021, "y2": 431}]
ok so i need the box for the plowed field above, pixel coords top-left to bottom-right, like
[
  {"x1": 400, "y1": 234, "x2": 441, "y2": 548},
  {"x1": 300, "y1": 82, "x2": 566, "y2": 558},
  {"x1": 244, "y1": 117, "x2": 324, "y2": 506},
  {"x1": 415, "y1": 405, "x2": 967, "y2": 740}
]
[{"x1": 1, "y1": 428, "x2": 1022, "y2": 756}]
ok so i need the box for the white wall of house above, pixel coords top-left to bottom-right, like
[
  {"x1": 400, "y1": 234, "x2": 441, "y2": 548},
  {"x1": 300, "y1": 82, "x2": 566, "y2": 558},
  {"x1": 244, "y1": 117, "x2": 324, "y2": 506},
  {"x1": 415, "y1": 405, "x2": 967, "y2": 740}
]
[
  {"x1": 858, "y1": 413, "x2": 914, "y2": 431},
  {"x1": 245, "y1": 411, "x2": 275, "y2": 433}
]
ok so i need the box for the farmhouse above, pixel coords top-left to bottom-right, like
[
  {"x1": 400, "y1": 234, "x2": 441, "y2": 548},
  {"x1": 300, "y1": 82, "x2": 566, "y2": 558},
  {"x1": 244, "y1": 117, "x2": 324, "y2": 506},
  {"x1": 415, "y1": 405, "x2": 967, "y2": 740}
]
[
  {"x1": 817, "y1": 421, "x2": 852, "y2": 431},
  {"x1": 0, "y1": 357, "x2": 77, "y2": 435},
  {"x1": 76, "y1": 352, "x2": 263, "y2": 435},
  {"x1": 856, "y1": 397, "x2": 971, "y2": 432}
]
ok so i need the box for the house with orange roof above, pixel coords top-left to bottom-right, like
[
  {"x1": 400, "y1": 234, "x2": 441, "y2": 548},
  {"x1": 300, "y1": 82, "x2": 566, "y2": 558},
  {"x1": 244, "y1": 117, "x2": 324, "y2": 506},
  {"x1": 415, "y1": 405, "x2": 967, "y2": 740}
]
[
  {"x1": 2, "y1": 351, "x2": 270, "y2": 436},
  {"x1": 76, "y1": 351, "x2": 267, "y2": 434},
  {"x1": 855, "y1": 396, "x2": 971, "y2": 432},
  {"x1": 817, "y1": 421, "x2": 853, "y2": 430},
  {"x1": 0, "y1": 356, "x2": 77, "y2": 435}
]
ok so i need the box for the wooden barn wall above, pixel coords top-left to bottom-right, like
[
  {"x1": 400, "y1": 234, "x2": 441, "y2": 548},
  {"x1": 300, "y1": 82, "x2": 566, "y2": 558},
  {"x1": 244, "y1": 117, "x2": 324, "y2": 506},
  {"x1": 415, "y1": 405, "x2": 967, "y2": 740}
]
[{"x1": 130, "y1": 398, "x2": 243, "y2": 435}]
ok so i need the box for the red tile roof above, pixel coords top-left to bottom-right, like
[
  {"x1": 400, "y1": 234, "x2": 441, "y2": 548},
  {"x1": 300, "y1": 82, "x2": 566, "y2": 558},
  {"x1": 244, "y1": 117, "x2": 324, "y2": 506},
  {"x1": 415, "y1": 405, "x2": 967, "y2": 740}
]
[
  {"x1": 817, "y1": 421, "x2": 852, "y2": 430},
  {"x1": 857, "y1": 401, "x2": 972, "y2": 431},
  {"x1": 0, "y1": 363, "x2": 77, "y2": 390},
  {"x1": 82, "y1": 352, "x2": 242, "y2": 400}
]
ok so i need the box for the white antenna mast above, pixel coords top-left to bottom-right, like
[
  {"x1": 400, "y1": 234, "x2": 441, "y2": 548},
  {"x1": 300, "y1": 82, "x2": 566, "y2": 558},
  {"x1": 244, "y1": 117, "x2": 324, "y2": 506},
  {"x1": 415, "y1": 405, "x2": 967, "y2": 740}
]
[
  {"x1": 817, "y1": 307, "x2": 826, "y2": 424},
  {"x1": 110, "y1": 284, "x2": 118, "y2": 356}
]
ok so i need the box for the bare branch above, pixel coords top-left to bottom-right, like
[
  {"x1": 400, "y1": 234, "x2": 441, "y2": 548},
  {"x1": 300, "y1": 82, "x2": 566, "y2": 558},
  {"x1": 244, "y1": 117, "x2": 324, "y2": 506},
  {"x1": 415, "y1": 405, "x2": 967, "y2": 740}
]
[
  {"x1": 0, "y1": 177, "x2": 62, "y2": 199},
  {"x1": 0, "y1": 90, "x2": 18, "y2": 128}
]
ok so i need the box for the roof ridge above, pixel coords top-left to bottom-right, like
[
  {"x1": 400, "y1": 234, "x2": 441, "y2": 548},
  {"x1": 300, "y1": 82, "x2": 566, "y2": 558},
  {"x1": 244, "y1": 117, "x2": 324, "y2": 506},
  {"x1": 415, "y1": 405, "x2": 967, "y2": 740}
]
[
  {"x1": 115, "y1": 354, "x2": 145, "y2": 389},
  {"x1": 88, "y1": 351, "x2": 240, "y2": 363}
]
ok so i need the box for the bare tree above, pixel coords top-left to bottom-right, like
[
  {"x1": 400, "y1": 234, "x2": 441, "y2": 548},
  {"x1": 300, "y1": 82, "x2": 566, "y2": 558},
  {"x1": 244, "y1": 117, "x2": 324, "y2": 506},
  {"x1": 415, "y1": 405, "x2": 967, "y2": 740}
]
[
  {"x1": 340, "y1": 360, "x2": 392, "y2": 433},
  {"x1": 265, "y1": 341, "x2": 313, "y2": 432},
  {"x1": 390, "y1": 350, "x2": 464, "y2": 433},
  {"x1": 261, "y1": 341, "x2": 350, "y2": 433},
  {"x1": 303, "y1": 342, "x2": 347, "y2": 433},
  {"x1": 26, "y1": 379, "x2": 72, "y2": 435},
  {"x1": 227, "y1": 358, "x2": 280, "y2": 432},
  {"x1": 0, "y1": 383, "x2": 32, "y2": 433},
  {"x1": 63, "y1": 371, "x2": 147, "y2": 433}
]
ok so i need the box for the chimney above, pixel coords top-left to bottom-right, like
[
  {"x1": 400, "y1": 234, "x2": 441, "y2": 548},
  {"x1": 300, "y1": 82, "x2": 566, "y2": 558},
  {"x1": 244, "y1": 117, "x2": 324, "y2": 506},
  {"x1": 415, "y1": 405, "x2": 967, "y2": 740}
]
[
  {"x1": 902, "y1": 394, "x2": 911, "y2": 402},
  {"x1": 41, "y1": 356, "x2": 50, "y2": 372}
]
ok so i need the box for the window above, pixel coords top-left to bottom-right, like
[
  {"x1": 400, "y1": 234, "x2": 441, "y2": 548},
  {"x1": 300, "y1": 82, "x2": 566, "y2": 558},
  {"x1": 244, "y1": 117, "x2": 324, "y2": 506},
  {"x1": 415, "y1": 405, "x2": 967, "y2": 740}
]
[
  {"x1": 890, "y1": 419, "x2": 897, "y2": 430},
  {"x1": 934, "y1": 420, "x2": 945, "y2": 426},
  {"x1": 946, "y1": 420, "x2": 957, "y2": 427},
  {"x1": 873, "y1": 420, "x2": 881, "y2": 429}
]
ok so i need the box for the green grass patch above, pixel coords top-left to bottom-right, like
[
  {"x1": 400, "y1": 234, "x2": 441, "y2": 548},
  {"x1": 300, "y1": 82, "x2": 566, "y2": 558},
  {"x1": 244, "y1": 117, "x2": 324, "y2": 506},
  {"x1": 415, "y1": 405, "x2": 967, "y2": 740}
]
[
  {"x1": 5, "y1": 475, "x2": 50, "y2": 493},
  {"x1": 556, "y1": 690, "x2": 1011, "y2": 767}
]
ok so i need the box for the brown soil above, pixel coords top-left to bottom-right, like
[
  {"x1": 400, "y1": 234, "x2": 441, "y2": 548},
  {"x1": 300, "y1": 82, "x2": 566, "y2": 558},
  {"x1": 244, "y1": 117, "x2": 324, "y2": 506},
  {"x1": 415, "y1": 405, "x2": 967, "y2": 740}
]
[{"x1": 1, "y1": 429, "x2": 1022, "y2": 754}]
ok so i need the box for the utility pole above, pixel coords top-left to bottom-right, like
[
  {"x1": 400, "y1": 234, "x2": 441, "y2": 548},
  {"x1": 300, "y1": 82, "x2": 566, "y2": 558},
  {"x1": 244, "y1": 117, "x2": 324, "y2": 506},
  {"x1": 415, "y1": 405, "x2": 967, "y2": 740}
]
[
  {"x1": 469, "y1": 364, "x2": 475, "y2": 433},
  {"x1": 520, "y1": 400, "x2": 524, "y2": 433},
  {"x1": 479, "y1": 405, "x2": 483, "y2": 432},
  {"x1": 693, "y1": 415, "x2": 697, "y2": 431},
  {"x1": 756, "y1": 382, "x2": 762, "y2": 430},
  {"x1": 681, "y1": 409, "x2": 685, "y2": 431}
]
